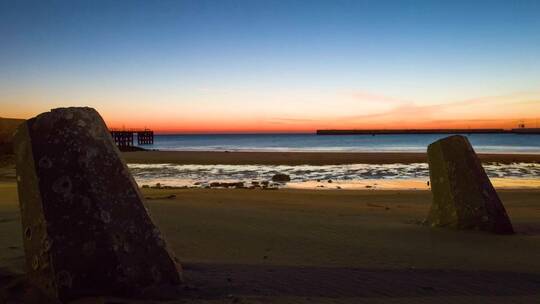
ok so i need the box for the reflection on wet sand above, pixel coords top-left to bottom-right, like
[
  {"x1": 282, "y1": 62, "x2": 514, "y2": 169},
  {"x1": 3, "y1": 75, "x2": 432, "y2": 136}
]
[{"x1": 127, "y1": 163, "x2": 540, "y2": 190}]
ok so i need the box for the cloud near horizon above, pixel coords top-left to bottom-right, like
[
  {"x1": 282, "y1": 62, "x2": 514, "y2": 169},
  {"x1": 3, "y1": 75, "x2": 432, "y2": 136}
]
[{"x1": 259, "y1": 91, "x2": 540, "y2": 132}]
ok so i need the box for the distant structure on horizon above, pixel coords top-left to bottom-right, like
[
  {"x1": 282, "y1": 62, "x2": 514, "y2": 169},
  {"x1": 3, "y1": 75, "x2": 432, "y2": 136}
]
[
  {"x1": 109, "y1": 128, "x2": 154, "y2": 147},
  {"x1": 316, "y1": 128, "x2": 540, "y2": 135}
]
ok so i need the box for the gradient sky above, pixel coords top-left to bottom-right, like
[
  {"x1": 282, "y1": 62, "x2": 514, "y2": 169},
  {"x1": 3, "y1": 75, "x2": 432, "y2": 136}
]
[{"x1": 1, "y1": 0, "x2": 540, "y2": 133}]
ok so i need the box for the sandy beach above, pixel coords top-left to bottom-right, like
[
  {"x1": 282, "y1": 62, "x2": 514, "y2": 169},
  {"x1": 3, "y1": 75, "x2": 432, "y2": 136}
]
[
  {"x1": 1, "y1": 181, "x2": 540, "y2": 302},
  {"x1": 1, "y1": 151, "x2": 540, "y2": 302},
  {"x1": 121, "y1": 150, "x2": 540, "y2": 165}
]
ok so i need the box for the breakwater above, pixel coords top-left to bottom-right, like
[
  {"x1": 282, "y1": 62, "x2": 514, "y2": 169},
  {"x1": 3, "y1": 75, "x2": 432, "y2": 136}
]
[{"x1": 316, "y1": 128, "x2": 540, "y2": 135}]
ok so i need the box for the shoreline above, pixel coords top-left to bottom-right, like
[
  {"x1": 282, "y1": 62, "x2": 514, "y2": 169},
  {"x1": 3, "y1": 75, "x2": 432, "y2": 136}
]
[
  {"x1": 122, "y1": 150, "x2": 540, "y2": 165},
  {"x1": 131, "y1": 178, "x2": 540, "y2": 191}
]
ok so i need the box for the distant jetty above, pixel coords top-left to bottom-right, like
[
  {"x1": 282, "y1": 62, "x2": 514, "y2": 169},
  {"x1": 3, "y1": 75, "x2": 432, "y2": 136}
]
[
  {"x1": 110, "y1": 129, "x2": 154, "y2": 147},
  {"x1": 316, "y1": 128, "x2": 540, "y2": 135}
]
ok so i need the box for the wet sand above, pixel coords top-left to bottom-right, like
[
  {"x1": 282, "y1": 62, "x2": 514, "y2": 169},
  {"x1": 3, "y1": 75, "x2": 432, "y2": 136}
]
[
  {"x1": 1, "y1": 182, "x2": 540, "y2": 303},
  {"x1": 122, "y1": 150, "x2": 540, "y2": 165},
  {"x1": 289, "y1": 178, "x2": 540, "y2": 190}
]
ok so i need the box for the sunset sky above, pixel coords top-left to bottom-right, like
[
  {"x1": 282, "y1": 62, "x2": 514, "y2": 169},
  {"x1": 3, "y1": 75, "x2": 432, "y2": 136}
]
[{"x1": 1, "y1": 0, "x2": 540, "y2": 133}]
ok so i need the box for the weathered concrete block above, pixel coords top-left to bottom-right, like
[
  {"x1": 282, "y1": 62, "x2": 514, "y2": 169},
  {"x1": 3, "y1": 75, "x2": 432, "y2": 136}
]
[
  {"x1": 427, "y1": 135, "x2": 513, "y2": 234},
  {"x1": 13, "y1": 107, "x2": 182, "y2": 301}
]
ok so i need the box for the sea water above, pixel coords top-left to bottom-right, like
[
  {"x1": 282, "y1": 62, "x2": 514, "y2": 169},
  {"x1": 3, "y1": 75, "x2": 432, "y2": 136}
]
[
  {"x1": 130, "y1": 133, "x2": 540, "y2": 189},
  {"x1": 138, "y1": 133, "x2": 540, "y2": 154}
]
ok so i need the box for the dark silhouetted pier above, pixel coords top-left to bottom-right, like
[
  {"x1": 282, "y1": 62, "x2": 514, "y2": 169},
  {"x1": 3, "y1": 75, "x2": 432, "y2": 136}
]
[
  {"x1": 110, "y1": 129, "x2": 154, "y2": 147},
  {"x1": 316, "y1": 128, "x2": 540, "y2": 135}
]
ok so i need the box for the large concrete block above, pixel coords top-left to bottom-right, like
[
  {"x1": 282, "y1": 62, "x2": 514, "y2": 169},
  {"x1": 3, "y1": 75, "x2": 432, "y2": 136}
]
[
  {"x1": 13, "y1": 107, "x2": 182, "y2": 301},
  {"x1": 427, "y1": 135, "x2": 514, "y2": 234}
]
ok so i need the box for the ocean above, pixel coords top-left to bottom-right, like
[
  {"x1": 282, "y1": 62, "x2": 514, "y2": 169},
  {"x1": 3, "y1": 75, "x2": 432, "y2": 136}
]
[
  {"x1": 128, "y1": 133, "x2": 540, "y2": 189},
  {"x1": 138, "y1": 133, "x2": 540, "y2": 154}
]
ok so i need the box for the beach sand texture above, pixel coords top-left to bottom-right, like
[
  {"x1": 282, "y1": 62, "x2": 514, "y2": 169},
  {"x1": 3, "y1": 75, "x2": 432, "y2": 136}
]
[{"x1": 1, "y1": 181, "x2": 540, "y2": 303}]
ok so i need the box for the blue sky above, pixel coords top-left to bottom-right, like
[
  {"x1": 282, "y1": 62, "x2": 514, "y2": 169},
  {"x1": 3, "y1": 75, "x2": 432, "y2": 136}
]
[{"x1": 1, "y1": 0, "x2": 539, "y2": 132}]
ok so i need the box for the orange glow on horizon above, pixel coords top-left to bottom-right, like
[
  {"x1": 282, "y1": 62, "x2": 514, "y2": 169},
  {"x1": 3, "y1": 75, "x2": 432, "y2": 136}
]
[
  {"x1": 104, "y1": 117, "x2": 540, "y2": 134},
  {"x1": 102, "y1": 92, "x2": 540, "y2": 133},
  {"x1": 3, "y1": 91, "x2": 540, "y2": 134}
]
